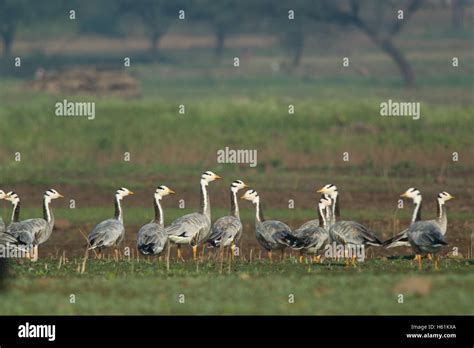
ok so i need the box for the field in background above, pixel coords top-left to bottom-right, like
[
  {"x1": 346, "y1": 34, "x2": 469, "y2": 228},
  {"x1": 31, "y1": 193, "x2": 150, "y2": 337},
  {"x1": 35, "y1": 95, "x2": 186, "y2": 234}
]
[{"x1": 0, "y1": 5, "x2": 473, "y2": 315}]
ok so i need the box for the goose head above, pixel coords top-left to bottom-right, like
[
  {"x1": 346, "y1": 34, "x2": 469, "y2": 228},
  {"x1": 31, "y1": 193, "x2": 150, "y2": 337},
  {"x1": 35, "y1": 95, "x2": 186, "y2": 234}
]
[
  {"x1": 155, "y1": 185, "x2": 175, "y2": 200},
  {"x1": 240, "y1": 189, "x2": 259, "y2": 205},
  {"x1": 231, "y1": 180, "x2": 249, "y2": 193},
  {"x1": 437, "y1": 191, "x2": 454, "y2": 204},
  {"x1": 400, "y1": 187, "x2": 422, "y2": 204},
  {"x1": 316, "y1": 184, "x2": 338, "y2": 200},
  {"x1": 44, "y1": 188, "x2": 64, "y2": 202},
  {"x1": 201, "y1": 171, "x2": 222, "y2": 185},
  {"x1": 116, "y1": 187, "x2": 134, "y2": 200},
  {"x1": 5, "y1": 191, "x2": 20, "y2": 205}
]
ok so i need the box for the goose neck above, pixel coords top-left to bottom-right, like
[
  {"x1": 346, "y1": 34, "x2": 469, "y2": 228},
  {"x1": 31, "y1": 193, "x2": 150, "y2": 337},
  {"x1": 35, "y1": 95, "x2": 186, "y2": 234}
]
[
  {"x1": 153, "y1": 196, "x2": 164, "y2": 226},
  {"x1": 230, "y1": 189, "x2": 239, "y2": 218},
  {"x1": 114, "y1": 194, "x2": 123, "y2": 222}
]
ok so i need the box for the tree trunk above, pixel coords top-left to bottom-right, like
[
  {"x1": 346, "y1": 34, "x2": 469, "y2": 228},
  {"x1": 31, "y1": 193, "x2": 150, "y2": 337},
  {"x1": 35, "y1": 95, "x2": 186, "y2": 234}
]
[
  {"x1": 452, "y1": 0, "x2": 466, "y2": 30},
  {"x1": 292, "y1": 32, "x2": 304, "y2": 67},
  {"x1": 150, "y1": 32, "x2": 162, "y2": 54},
  {"x1": 357, "y1": 21, "x2": 416, "y2": 88},
  {"x1": 1, "y1": 27, "x2": 14, "y2": 58},
  {"x1": 379, "y1": 38, "x2": 416, "y2": 88},
  {"x1": 214, "y1": 30, "x2": 225, "y2": 63}
]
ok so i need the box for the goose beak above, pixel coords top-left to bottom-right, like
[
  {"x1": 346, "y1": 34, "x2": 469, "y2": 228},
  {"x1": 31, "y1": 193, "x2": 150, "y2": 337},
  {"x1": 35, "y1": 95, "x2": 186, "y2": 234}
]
[
  {"x1": 400, "y1": 192, "x2": 408, "y2": 198},
  {"x1": 58, "y1": 193, "x2": 64, "y2": 198},
  {"x1": 215, "y1": 175, "x2": 222, "y2": 180},
  {"x1": 316, "y1": 187, "x2": 325, "y2": 193},
  {"x1": 448, "y1": 194, "x2": 455, "y2": 200},
  {"x1": 243, "y1": 183, "x2": 249, "y2": 188},
  {"x1": 240, "y1": 194, "x2": 246, "y2": 200},
  {"x1": 168, "y1": 189, "x2": 176, "y2": 194},
  {"x1": 128, "y1": 191, "x2": 135, "y2": 195}
]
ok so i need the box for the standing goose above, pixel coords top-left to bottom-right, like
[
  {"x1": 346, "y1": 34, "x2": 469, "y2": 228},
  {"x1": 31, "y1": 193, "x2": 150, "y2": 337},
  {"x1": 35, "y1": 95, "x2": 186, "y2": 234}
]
[
  {"x1": 240, "y1": 189, "x2": 305, "y2": 262},
  {"x1": 5, "y1": 189, "x2": 63, "y2": 258},
  {"x1": 403, "y1": 191, "x2": 453, "y2": 270},
  {"x1": 384, "y1": 187, "x2": 422, "y2": 249},
  {"x1": 0, "y1": 192, "x2": 34, "y2": 248},
  {"x1": 317, "y1": 184, "x2": 383, "y2": 264},
  {"x1": 207, "y1": 180, "x2": 248, "y2": 254},
  {"x1": 0, "y1": 190, "x2": 8, "y2": 233},
  {"x1": 137, "y1": 185, "x2": 175, "y2": 256},
  {"x1": 166, "y1": 171, "x2": 221, "y2": 260},
  {"x1": 87, "y1": 187, "x2": 134, "y2": 258},
  {"x1": 294, "y1": 195, "x2": 332, "y2": 263}
]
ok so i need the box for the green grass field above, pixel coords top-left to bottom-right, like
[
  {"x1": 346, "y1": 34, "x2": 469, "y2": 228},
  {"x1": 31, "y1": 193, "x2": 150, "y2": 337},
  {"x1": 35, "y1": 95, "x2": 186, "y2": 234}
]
[
  {"x1": 0, "y1": 18, "x2": 473, "y2": 316},
  {"x1": 1, "y1": 258, "x2": 473, "y2": 315}
]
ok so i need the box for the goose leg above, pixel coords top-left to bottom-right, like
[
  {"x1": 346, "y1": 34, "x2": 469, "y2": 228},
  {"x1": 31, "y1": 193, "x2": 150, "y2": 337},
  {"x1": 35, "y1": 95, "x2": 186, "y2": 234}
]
[
  {"x1": 280, "y1": 249, "x2": 285, "y2": 261},
  {"x1": 415, "y1": 254, "x2": 422, "y2": 271},
  {"x1": 268, "y1": 251, "x2": 272, "y2": 263},
  {"x1": 299, "y1": 252, "x2": 304, "y2": 264},
  {"x1": 427, "y1": 253, "x2": 433, "y2": 262},
  {"x1": 434, "y1": 255, "x2": 439, "y2": 270},
  {"x1": 351, "y1": 255, "x2": 357, "y2": 266},
  {"x1": 177, "y1": 245, "x2": 182, "y2": 260},
  {"x1": 192, "y1": 245, "x2": 197, "y2": 261}
]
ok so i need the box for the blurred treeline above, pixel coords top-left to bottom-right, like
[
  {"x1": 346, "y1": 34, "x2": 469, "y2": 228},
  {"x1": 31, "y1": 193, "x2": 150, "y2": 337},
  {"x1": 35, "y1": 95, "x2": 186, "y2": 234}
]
[{"x1": 0, "y1": 0, "x2": 472, "y2": 86}]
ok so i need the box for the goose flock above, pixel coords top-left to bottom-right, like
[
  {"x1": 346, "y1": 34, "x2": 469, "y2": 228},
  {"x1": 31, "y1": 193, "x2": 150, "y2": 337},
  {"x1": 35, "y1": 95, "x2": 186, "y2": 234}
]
[{"x1": 0, "y1": 171, "x2": 455, "y2": 269}]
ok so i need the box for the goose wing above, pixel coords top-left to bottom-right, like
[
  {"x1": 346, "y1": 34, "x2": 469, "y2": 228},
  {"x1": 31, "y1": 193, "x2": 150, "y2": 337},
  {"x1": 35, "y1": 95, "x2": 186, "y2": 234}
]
[
  {"x1": 294, "y1": 220, "x2": 328, "y2": 250},
  {"x1": 264, "y1": 220, "x2": 305, "y2": 249},
  {"x1": 7, "y1": 219, "x2": 48, "y2": 245},
  {"x1": 88, "y1": 219, "x2": 124, "y2": 249},
  {"x1": 165, "y1": 213, "x2": 210, "y2": 245},
  {"x1": 408, "y1": 221, "x2": 447, "y2": 250},
  {"x1": 330, "y1": 221, "x2": 382, "y2": 246},
  {"x1": 137, "y1": 223, "x2": 167, "y2": 255},
  {"x1": 208, "y1": 216, "x2": 242, "y2": 247}
]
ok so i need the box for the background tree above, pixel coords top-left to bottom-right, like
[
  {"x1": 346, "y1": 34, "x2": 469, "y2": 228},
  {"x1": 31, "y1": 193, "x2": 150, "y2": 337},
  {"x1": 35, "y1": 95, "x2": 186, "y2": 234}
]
[
  {"x1": 314, "y1": 0, "x2": 423, "y2": 87},
  {"x1": 191, "y1": 0, "x2": 262, "y2": 63},
  {"x1": 0, "y1": 0, "x2": 50, "y2": 58},
  {"x1": 119, "y1": 0, "x2": 185, "y2": 55}
]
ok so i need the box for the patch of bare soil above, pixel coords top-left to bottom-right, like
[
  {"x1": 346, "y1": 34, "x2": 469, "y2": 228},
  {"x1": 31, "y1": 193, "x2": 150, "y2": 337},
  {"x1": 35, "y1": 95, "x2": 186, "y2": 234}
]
[{"x1": 27, "y1": 66, "x2": 140, "y2": 98}]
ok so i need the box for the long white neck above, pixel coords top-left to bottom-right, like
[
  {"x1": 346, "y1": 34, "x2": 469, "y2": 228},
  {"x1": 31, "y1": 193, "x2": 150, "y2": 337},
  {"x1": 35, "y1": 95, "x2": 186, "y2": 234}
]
[
  {"x1": 331, "y1": 193, "x2": 339, "y2": 225},
  {"x1": 411, "y1": 196, "x2": 422, "y2": 224},
  {"x1": 154, "y1": 196, "x2": 164, "y2": 226},
  {"x1": 200, "y1": 179, "x2": 210, "y2": 218},
  {"x1": 437, "y1": 198, "x2": 447, "y2": 234},
  {"x1": 254, "y1": 197, "x2": 263, "y2": 222},
  {"x1": 114, "y1": 194, "x2": 123, "y2": 222},
  {"x1": 231, "y1": 189, "x2": 239, "y2": 218},
  {"x1": 43, "y1": 196, "x2": 53, "y2": 223},
  {"x1": 319, "y1": 205, "x2": 327, "y2": 229},
  {"x1": 11, "y1": 200, "x2": 20, "y2": 223}
]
